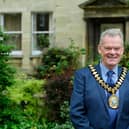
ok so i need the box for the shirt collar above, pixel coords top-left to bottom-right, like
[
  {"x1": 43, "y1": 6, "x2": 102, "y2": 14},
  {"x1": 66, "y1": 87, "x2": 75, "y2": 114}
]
[{"x1": 100, "y1": 62, "x2": 118, "y2": 76}]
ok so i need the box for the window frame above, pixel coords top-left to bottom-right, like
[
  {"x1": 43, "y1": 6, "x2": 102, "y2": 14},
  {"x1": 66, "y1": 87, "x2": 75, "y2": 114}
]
[
  {"x1": 31, "y1": 12, "x2": 54, "y2": 56},
  {"x1": 0, "y1": 13, "x2": 22, "y2": 56}
]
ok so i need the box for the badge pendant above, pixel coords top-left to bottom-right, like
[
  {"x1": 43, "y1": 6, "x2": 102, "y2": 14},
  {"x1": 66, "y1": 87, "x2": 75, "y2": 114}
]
[{"x1": 108, "y1": 94, "x2": 119, "y2": 109}]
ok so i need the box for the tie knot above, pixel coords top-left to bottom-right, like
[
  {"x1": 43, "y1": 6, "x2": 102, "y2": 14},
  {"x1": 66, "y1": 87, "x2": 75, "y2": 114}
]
[{"x1": 107, "y1": 70, "x2": 114, "y2": 77}]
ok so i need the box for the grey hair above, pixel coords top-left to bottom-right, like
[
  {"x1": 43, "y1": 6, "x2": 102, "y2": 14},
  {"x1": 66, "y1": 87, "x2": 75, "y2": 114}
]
[{"x1": 99, "y1": 28, "x2": 124, "y2": 45}]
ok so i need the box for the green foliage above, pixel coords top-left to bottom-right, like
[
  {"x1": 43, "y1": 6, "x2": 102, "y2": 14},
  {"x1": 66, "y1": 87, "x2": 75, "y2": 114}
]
[
  {"x1": 1, "y1": 72, "x2": 74, "y2": 129},
  {"x1": 44, "y1": 69, "x2": 73, "y2": 121},
  {"x1": 127, "y1": 0, "x2": 129, "y2": 5},
  {"x1": 35, "y1": 101, "x2": 74, "y2": 129},
  {"x1": 0, "y1": 29, "x2": 16, "y2": 128},
  {"x1": 0, "y1": 30, "x2": 15, "y2": 89},
  {"x1": 37, "y1": 47, "x2": 71, "y2": 77},
  {"x1": 7, "y1": 72, "x2": 44, "y2": 105},
  {"x1": 0, "y1": 118, "x2": 44, "y2": 129},
  {"x1": 36, "y1": 40, "x2": 82, "y2": 78},
  {"x1": 52, "y1": 101, "x2": 74, "y2": 129},
  {"x1": 37, "y1": 34, "x2": 49, "y2": 49},
  {"x1": 0, "y1": 71, "x2": 47, "y2": 129},
  {"x1": 0, "y1": 37, "x2": 84, "y2": 128},
  {"x1": 36, "y1": 40, "x2": 82, "y2": 122},
  {"x1": 35, "y1": 40, "x2": 83, "y2": 122},
  {"x1": 120, "y1": 43, "x2": 129, "y2": 69}
]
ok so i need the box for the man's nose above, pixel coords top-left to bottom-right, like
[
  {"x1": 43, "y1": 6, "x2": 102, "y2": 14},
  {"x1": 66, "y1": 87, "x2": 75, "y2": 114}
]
[{"x1": 110, "y1": 48, "x2": 116, "y2": 53}]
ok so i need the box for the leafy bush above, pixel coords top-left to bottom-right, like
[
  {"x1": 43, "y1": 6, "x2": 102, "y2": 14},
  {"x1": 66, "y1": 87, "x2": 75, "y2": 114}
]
[
  {"x1": 52, "y1": 101, "x2": 74, "y2": 129},
  {"x1": 0, "y1": 71, "x2": 46, "y2": 129},
  {"x1": 36, "y1": 41, "x2": 81, "y2": 78},
  {"x1": 120, "y1": 43, "x2": 129, "y2": 69},
  {"x1": 35, "y1": 41, "x2": 83, "y2": 122},
  {"x1": 0, "y1": 30, "x2": 15, "y2": 89},
  {"x1": 0, "y1": 29, "x2": 16, "y2": 128},
  {"x1": 44, "y1": 68, "x2": 73, "y2": 121}
]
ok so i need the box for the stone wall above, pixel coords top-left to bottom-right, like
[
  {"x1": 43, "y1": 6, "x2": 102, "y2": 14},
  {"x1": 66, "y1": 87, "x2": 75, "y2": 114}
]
[{"x1": 0, "y1": 0, "x2": 86, "y2": 73}]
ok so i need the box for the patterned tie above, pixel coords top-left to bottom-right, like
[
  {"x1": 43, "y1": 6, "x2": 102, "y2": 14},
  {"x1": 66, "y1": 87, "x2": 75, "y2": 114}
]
[
  {"x1": 107, "y1": 71, "x2": 114, "y2": 87},
  {"x1": 106, "y1": 71, "x2": 117, "y2": 129}
]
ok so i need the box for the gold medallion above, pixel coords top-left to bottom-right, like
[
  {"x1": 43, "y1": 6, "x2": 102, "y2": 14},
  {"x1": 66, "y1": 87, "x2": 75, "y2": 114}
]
[{"x1": 108, "y1": 94, "x2": 119, "y2": 109}]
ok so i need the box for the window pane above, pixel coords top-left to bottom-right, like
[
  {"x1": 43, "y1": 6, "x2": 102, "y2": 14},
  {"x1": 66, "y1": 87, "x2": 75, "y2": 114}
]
[
  {"x1": 33, "y1": 34, "x2": 49, "y2": 50},
  {"x1": 36, "y1": 14, "x2": 49, "y2": 31},
  {"x1": 32, "y1": 13, "x2": 51, "y2": 52},
  {"x1": 37, "y1": 34, "x2": 49, "y2": 49},
  {"x1": 33, "y1": 34, "x2": 37, "y2": 50},
  {"x1": 4, "y1": 14, "x2": 21, "y2": 31},
  {"x1": 6, "y1": 34, "x2": 21, "y2": 50}
]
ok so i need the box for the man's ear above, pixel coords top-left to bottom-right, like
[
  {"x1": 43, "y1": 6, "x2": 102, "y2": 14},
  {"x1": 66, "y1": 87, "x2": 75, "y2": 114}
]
[{"x1": 98, "y1": 44, "x2": 101, "y2": 54}]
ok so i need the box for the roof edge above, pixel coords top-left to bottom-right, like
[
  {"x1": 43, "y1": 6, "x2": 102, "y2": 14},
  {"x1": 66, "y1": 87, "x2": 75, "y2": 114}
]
[{"x1": 79, "y1": 0, "x2": 128, "y2": 9}]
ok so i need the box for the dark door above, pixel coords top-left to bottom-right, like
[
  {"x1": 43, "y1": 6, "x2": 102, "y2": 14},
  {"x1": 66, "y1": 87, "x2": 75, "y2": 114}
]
[{"x1": 87, "y1": 17, "x2": 125, "y2": 62}]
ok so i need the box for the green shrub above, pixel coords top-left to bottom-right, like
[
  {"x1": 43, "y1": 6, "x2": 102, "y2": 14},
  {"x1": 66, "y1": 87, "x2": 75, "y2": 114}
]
[
  {"x1": 0, "y1": 71, "x2": 47, "y2": 129},
  {"x1": 120, "y1": 43, "x2": 129, "y2": 69},
  {"x1": 0, "y1": 29, "x2": 16, "y2": 128},
  {"x1": 36, "y1": 41, "x2": 83, "y2": 122},
  {"x1": 36, "y1": 41, "x2": 81, "y2": 78},
  {"x1": 52, "y1": 101, "x2": 74, "y2": 129},
  {"x1": 44, "y1": 68, "x2": 73, "y2": 122},
  {"x1": 0, "y1": 30, "x2": 15, "y2": 89}
]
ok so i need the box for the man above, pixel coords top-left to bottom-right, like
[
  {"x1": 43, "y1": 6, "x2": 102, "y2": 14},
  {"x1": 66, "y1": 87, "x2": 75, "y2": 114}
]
[{"x1": 70, "y1": 28, "x2": 129, "y2": 129}]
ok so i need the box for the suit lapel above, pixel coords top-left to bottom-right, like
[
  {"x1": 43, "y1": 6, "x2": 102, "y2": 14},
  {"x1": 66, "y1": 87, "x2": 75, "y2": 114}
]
[
  {"x1": 94, "y1": 65, "x2": 109, "y2": 113},
  {"x1": 117, "y1": 67, "x2": 124, "y2": 111},
  {"x1": 117, "y1": 67, "x2": 127, "y2": 118},
  {"x1": 92, "y1": 64, "x2": 129, "y2": 126}
]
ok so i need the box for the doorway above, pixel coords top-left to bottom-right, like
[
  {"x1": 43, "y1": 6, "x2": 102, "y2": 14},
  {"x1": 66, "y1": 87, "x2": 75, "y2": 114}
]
[{"x1": 87, "y1": 17, "x2": 125, "y2": 61}]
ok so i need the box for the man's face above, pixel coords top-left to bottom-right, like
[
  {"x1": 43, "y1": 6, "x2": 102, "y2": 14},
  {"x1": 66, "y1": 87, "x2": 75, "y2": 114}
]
[{"x1": 98, "y1": 35, "x2": 124, "y2": 69}]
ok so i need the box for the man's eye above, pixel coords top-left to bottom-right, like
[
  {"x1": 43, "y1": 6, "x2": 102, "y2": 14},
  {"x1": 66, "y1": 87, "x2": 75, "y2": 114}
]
[
  {"x1": 104, "y1": 47, "x2": 111, "y2": 50},
  {"x1": 114, "y1": 48, "x2": 120, "y2": 51},
  {"x1": 104, "y1": 47, "x2": 120, "y2": 51}
]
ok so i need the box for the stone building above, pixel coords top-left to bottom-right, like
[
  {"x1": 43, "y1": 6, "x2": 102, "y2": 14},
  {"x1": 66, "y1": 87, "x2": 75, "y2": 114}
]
[
  {"x1": 80, "y1": 0, "x2": 129, "y2": 61},
  {"x1": 0, "y1": 0, "x2": 129, "y2": 72}
]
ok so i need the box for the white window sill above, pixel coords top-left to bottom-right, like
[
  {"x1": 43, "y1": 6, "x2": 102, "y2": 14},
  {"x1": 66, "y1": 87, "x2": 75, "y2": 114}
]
[
  {"x1": 10, "y1": 51, "x2": 23, "y2": 57},
  {"x1": 9, "y1": 50, "x2": 44, "y2": 58},
  {"x1": 32, "y1": 50, "x2": 42, "y2": 56}
]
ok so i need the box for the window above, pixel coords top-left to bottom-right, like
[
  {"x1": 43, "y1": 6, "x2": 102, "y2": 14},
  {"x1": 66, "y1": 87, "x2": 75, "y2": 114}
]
[
  {"x1": 0, "y1": 13, "x2": 22, "y2": 56},
  {"x1": 32, "y1": 13, "x2": 53, "y2": 55}
]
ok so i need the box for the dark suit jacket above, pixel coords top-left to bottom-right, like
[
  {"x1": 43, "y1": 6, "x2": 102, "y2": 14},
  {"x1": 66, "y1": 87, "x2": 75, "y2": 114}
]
[{"x1": 70, "y1": 64, "x2": 129, "y2": 129}]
